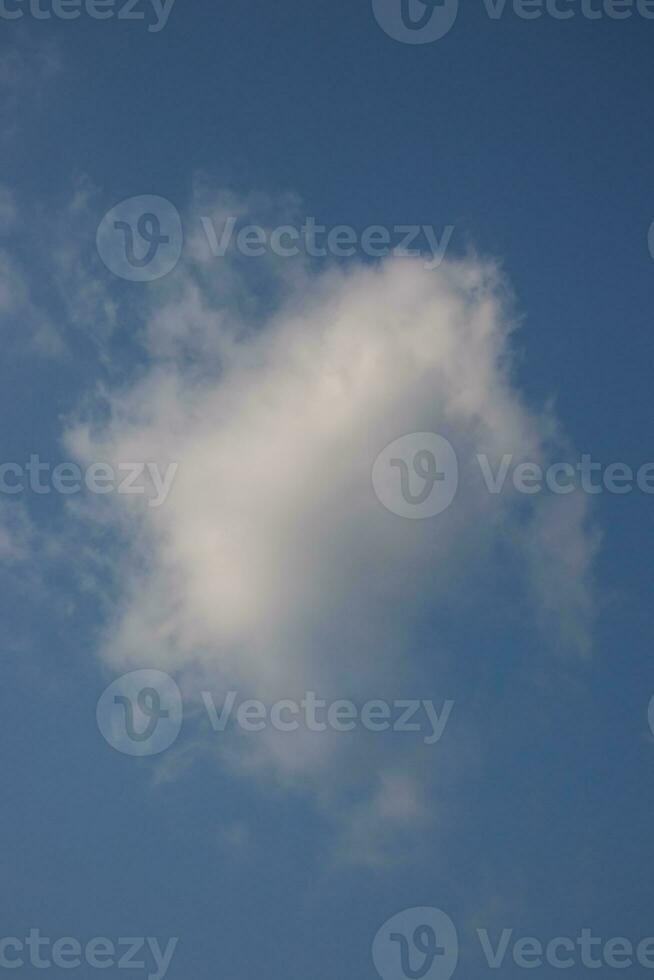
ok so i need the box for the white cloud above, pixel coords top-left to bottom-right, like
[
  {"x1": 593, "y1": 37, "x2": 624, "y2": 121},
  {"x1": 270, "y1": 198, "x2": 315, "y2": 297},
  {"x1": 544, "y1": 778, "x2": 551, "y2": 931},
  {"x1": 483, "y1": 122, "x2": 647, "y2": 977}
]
[{"x1": 62, "y1": 201, "x2": 598, "y2": 863}]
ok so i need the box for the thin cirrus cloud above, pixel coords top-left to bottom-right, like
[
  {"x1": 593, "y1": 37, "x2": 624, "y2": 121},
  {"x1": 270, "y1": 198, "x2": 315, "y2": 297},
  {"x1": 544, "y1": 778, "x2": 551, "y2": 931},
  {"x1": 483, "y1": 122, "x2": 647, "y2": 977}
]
[{"x1": 62, "y1": 198, "x2": 599, "y2": 863}]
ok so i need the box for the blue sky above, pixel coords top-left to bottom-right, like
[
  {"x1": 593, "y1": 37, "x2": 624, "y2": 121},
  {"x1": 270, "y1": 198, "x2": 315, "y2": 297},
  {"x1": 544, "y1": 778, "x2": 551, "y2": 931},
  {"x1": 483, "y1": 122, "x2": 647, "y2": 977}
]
[{"x1": 1, "y1": 3, "x2": 654, "y2": 979}]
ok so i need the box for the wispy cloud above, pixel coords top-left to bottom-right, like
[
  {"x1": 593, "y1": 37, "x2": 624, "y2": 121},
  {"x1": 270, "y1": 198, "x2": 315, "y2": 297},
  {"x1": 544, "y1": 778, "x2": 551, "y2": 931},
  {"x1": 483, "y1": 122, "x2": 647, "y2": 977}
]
[{"x1": 0, "y1": 34, "x2": 61, "y2": 143}]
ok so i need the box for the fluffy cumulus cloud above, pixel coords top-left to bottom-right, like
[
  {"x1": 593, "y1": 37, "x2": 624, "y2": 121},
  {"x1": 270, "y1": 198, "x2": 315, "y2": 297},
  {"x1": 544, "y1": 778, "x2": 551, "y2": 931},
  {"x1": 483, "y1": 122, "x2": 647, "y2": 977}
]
[{"x1": 60, "y1": 199, "x2": 598, "y2": 863}]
